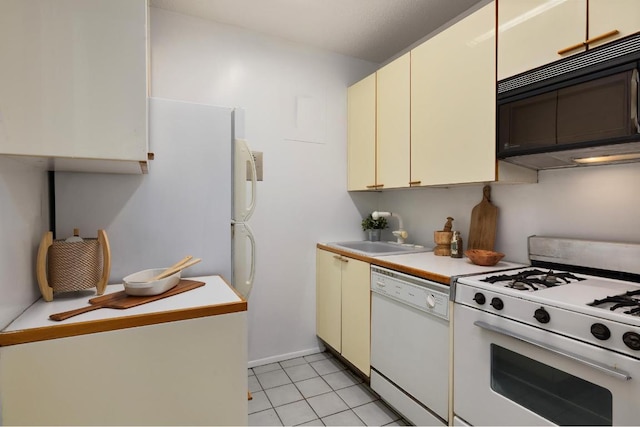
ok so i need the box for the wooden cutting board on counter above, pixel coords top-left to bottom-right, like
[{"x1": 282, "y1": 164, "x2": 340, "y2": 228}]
[
  {"x1": 467, "y1": 185, "x2": 498, "y2": 251},
  {"x1": 49, "y1": 280, "x2": 205, "y2": 321}
]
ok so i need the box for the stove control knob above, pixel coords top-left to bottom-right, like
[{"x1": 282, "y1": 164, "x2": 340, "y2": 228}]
[
  {"x1": 534, "y1": 308, "x2": 550, "y2": 324},
  {"x1": 590, "y1": 323, "x2": 611, "y2": 341},
  {"x1": 490, "y1": 297, "x2": 504, "y2": 310},
  {"x1": 623, "y1": 332, "x2": 640, "y2": 351},
  {"x1": 473, "y1": 293, "x2": 486, "y2": 305}
]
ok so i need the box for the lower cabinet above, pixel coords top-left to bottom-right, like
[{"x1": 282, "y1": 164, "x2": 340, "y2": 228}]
[
  {"x1": 0, "y1": 313, "x2": 247, "y2": 425},
  {"x1": 316, "y1": 248, "x2": 371, "y2": 376}
]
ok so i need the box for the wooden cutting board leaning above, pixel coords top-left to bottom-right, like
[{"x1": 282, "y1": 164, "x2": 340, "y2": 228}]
[
  {"x1": 467, "y1": 185, "x2": 498, "y2": 251},
  {"x1": 49, "y1": 280, "x2": 205, "y2": 321}
]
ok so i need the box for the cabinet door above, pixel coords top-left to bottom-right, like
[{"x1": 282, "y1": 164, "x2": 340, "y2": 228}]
[
  {"x1": 347, "y1": 74, "x2": 377, "y2": 191},
  {"x1": 411, "y1": 2, "x2": 496, "y2": 186},
  {"x1": 497, "y1": 0, "x2": 586, "y2": 80},
  {"x1": 0, "y1": 0, "x2": 147, "y2": 163},
  {"x1": 316, "y1": 249, "x2": 342, "y2": 352},
  {"x1": 340, "y1": 257, "x2": 371, "y2": 376},
  {"x1": 588, "y1": 0, "x2": 640, "y2": 50},
  {"x1": 377, "y1": 53, "x2": 410, "y2": 189}
]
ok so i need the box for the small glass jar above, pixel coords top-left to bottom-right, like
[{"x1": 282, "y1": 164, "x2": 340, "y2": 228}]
[{"x1": 451, "y1": 231, "x2": 463, "y2": 258}]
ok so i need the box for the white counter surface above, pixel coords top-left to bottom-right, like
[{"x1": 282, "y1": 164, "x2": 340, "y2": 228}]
[
  {"x1": 375, "y1": 252, "x2": 526, "y2": 283},
  {"x1": 0, "y1": 275, "x2": 248, "y2": 426},
  {"x1": 0, "y1": 275, "x2": 245, "y2": 346},
  {"x1": 317, "y1": 242, "x2": 526, "y2": 284}
]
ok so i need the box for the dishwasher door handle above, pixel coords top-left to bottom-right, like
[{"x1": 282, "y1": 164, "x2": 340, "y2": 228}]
[{"x1": 474, "y1": 321, "x2": 632, "y2": 381}]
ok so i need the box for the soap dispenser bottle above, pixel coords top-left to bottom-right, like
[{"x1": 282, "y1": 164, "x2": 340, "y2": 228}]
[{"x1": 451, "y1": 231, "x2": 463, "y2": 258}]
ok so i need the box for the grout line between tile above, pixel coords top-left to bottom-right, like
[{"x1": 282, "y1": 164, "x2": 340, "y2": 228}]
[
  {"x1": 288, "y1": 370, "x2": 322, "y2": 422},
  {"x1": 252, "y1": 351, "x2": 405, "y2": 426}
]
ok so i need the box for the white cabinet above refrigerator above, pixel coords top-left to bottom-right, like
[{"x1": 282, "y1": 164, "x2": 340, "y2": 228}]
[
  {"x1": 55, "y1": 98, "x2": 257, "y2": 297},
  {"x1": 0, "y1": 0, "x2": 148, "y2": 174}
]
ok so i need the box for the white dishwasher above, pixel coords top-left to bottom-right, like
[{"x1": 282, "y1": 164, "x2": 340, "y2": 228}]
[{"x1": 370, "y1": 266, "x2": 450, "y2": 426}]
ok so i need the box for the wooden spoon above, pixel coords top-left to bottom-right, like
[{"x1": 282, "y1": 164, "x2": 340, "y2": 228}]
[
  {"x1": 149, "y1": 258, "x2": 201, "y2": 281},
  {"x1": 127, "y1": 256, "x2": 200, "y2": 283},
  {"x1": 153, "y1": 256, "x2": 193, "y2": 279}
]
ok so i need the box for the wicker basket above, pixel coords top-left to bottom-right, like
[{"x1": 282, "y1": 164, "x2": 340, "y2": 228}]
[{"x1": 37, "y1": 229, "x2": 111, "y2": 301}]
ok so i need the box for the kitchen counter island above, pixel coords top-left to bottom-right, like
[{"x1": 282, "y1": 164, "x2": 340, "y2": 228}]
[
  {"x1": 0, "y1": 275, "x2": 247, "y2": 426},
  {"x1": 317, "y1": 243, "x2": 524, "y2": 284}
]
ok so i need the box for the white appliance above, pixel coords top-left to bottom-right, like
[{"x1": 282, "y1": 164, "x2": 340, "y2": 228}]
[
  {"x1": 54, "y1": 98, "x2": 257, "y2": 296},
  {"x1": 453, "y1": 236, "x2": 640, "y2": 426},
  {"x1": 370, "y1": 266, "x2": 450, "y2": 426},
  {"x1": 369, "y1": 255, "x2": 526, "y2": 426}
]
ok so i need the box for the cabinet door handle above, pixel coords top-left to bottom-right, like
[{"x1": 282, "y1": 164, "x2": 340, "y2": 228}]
[
  {"x1": 585, "y1": 29, "x2": 619, "y2": 46},
  {"x1": 558, "y1": 29, "x2": 620, "y2": 55},
  {"x1": 333, "y1": 255, "x2": 342, "y2": 260},
  {"x1": 341, "y1": 258, "x2": 349, "y2": 263},
  {"x1": 557, "y1": 40, "x2": 586, "y2": 55},
  {"x1": 366, "y1": 184, "x2": 384, "y2": 189},
  {"x1": 409, "y1": 180, "x2": 421, "y2": 186}
]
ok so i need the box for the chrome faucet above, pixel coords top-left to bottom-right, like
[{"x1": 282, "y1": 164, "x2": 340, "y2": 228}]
[{"x1": 372, "y1": 211, "x2": 408, "y2": 244}]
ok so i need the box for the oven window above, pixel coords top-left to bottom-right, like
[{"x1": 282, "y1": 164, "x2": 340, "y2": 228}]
[{"x1": 490, "y1": 345, "x2": 612, "y2": 426}]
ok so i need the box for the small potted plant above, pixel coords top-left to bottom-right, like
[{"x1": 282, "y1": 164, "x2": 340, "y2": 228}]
[{"x1": 361, "y1": 214, "x2": 388, "y2": 241}]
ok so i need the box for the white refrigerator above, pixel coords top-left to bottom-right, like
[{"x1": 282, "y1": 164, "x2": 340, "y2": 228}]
[{"x1": 54, "y1": 97, "x2": 257, "y2": 296}]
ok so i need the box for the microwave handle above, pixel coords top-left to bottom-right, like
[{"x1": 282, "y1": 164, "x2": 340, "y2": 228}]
[
  {"x1": 632, "y1": 69, "x2": 639, "y2": 133},
  {"x1": 474, "y1": 321, "x2": 632, "y2": 381}
]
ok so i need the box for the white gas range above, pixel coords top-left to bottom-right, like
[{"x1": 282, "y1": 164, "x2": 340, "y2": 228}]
[{"x1": 452, "y1": 236, "x2": 640, "y2": 426}]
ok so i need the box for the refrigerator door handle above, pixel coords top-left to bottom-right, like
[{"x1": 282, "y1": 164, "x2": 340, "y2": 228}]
[
  {"x1": 245, "y1": 223, "x2": 256, "y2": 294},
  {"x1": 235, "y1": 138, "x2": 257, "y2": 222},
  {"x1": 233, "y1": 222, "x2": 256, "y2": 299}
]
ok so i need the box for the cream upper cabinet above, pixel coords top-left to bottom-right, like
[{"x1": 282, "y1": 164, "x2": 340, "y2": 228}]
[
  {"x1": 347, "y1": 74, "x2": 377, "y2": 191},
  {"x1": 411, "y1": 2, "x2": 497, "y2": 186},
  {"x1": 377, "y1": 53, "x2": 410, "y2": 189},
  {"x1": 588, "y1": 1, "x2": 640, "y2": 50},
  {"x1": 316, "y1": 248, "x2": 371, "y2": 376},
  {"x1": 0, "y1": 0, "x2": 148, "y2": 173},
  {"x1": 497, "y1": 0, "x2": 586, "y2": 81}
]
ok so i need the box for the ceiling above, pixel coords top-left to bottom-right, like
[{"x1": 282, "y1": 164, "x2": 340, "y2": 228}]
[{"x1": 149, "y1": 0, "x2": 485, "y2": 63}]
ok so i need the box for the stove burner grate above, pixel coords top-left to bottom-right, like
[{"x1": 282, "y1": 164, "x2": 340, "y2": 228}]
[
  {"x1": 589, "y1": 289, "x2": 640, "y2": 315},
  {"x1": 482, "y1": 269, "x2": 585, "y2": 291},
  {"x1": 508, "y1": 281, "x2": 535, "y2": 291}
]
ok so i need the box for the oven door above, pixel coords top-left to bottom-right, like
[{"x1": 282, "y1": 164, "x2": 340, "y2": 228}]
[{"x1": 453, "y1": 304, "x2": 640, "y2": 426}]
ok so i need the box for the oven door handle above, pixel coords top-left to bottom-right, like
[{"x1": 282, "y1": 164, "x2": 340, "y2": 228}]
[{"x1": 474, "y1": 321, "x2": 632, "y2": 381}]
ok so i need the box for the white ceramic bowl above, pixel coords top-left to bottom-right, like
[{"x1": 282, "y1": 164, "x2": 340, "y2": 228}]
[{"x1": 122, "y1": 268, "x2": 181, "y2": 296}]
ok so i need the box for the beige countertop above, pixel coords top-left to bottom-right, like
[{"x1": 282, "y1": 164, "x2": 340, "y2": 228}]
[{"x1": 317, "y1": 243, "x2": 526, "y2": 284}]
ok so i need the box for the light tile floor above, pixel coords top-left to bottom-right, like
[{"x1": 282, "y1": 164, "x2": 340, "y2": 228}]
[{"x1": 249, "y1": 351, "x2": 408, "y2": 426}]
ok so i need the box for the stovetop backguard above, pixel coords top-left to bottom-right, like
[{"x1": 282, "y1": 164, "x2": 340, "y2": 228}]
[{"x1": 528, "y1": 236, "x2": 640, "y2": 281}]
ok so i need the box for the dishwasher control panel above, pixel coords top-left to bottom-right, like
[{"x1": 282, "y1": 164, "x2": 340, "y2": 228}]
[{"x1": 371, "y1": 266, "x2": 449, "y2": 320}]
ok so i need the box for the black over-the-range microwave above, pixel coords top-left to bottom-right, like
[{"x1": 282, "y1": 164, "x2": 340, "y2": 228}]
[{"x1": 497, "y1": 32, "x2": 640, "y2": 170}]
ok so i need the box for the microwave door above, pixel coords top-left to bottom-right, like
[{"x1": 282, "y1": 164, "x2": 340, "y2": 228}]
[{"x1": 234, "y1": 138, "x2": 257, "y2": 223}]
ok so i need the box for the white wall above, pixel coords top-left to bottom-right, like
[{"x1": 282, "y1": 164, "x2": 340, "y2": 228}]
[
  {"x1": 0, "y1": 158, "x2": 49, "y2": 329},
  {"x1": 377, "y1": 162, "x2": 640, "y2": 264},
  {"x1": 149, "y1": 8, "x2": 378, "y2": 364}
]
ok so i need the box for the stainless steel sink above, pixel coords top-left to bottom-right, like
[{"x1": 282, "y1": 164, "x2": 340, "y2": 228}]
[{"x1": 326, "y1": 241, "x2": 430, "y2": 257}]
